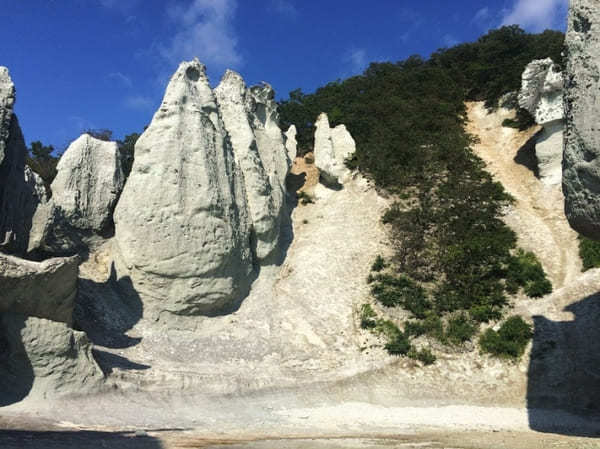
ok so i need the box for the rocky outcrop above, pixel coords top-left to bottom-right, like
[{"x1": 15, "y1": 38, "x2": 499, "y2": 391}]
[
  {"x1": 0, "y1": 67, "x2": 44, "y2": 255},
  {"x1": 314, "y1": 113, "x2": 356, "y2": 185},
  {"x1": 113, "y1": 59, "x2": 253, "y2": 318},
  {"x1": 0, "y1": 313, "x2": 103, "y2": 402},
  {"x1": 215, "y1": 70, "x2": 285, "y2": 262},
  {"x1": 29, "y1": 134, "x2": 124, "y2": 254},
  {"x1": 51, "y1": 134, "x2": 124, "y2": 232},
  {"x1": 563, "y1": 0, "x2": 600, "y2": 239},
  {"x1": 284, "y1": 125, "x2": 298, "y2": 161},
  {"x1": 518, "y1": 58, "x2": 564, "y2": 186},
  {"x1": 0, "y1": 253, "x2": 78, "y2": 325}
]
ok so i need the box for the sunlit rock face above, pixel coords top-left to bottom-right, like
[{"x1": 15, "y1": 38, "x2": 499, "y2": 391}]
[
  {"x1": 563, "y1": 0, "x2": 600, "y2": 239},
  {"x1": 113, "y1": 59, "x2": 254, "y2": 318},
  {"x1": 314, "y1": 112, "x2": 356, "y2": 186},
  {"x1": 215, "y1": 70, "x2": 287, "y2": 263},
  {"x1": 518, "y1": 58, "x2": 564, "y2": 186}
]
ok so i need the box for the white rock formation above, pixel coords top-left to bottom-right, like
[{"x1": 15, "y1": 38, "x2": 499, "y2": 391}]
[
  {"x1": 0, "y1": 253, "x2": 78, "y2": 325},
  {"x1": 563, "y1": 0, "x2": 600, "y2": 239},
  {"x1": 113, "y1": 59, "x2": 253, "y2": 318},
  {"x1": 215, "y1": 70, "x2": 284, "y2": 262},
  {"x1": 0, "y1": 67, "x2": 45, "y2": 254},
  {"x1": 284, "y1": 125, "x2": 298, "y2": 161},
  {"x1": 518, "y1": 58, "x2": 565, "y2": 185},
  {"x1": 314, "y1": 113, "x2": 356, "y2": 185},
  {"x1": 51, "y1": 134, "x2": 124, "y2": 231},
  {"x1": 0, "y1": 313, "x2": 104, "y2": 401}
]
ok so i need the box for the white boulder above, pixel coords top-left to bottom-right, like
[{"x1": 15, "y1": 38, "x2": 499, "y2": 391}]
[
  {"x1": 314, "y1": 112, "x2": 356, "y2": 185},
  {"x1": 284, "y1": 124, "x2": 298, "y2": 161}
]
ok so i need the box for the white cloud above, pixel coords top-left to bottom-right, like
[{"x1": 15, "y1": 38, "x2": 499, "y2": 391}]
[
  {"x1": 124, "y1": 95, "x2": 155, "y2": 110},
  {"x1": 160, "y1": 0, "x2": 242, "y2": 69},
  {"x1": 343, "y1": 48, "x2": 368, "y2": 75},
  {"x1": 472, "y1": 7, "x2": 491, "y2": 28},
  {"x1": 108, "y1": 72, "x2": 132, "y2": 87},
  {"x1": 269, "y1": 0, "x2": 297, "y2": 17},
  {"x1": 501, "y1": 0, "x2": 568, "y2": 32}
]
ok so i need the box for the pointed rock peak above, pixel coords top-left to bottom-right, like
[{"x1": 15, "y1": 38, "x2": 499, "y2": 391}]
[
  {"x1": 316, "y1": 112, "x2": 330, "y2": 128},
  {"x1": 0, "y1": 67, "x2": 15, "y2": 106},
  {"x1": 160, "y1": 59, "x2": 215, "y2": 113},
  {"x1": 215, "y1": 69, "x2": 248, "y2": 101}
]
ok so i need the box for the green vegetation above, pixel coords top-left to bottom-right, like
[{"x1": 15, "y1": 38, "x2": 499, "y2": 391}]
[
  {"x1": 479, "y1": 316, "x2": 533, "y2": 359},
  {"x1": 408, "y1": 347, "x2": 436, "y2": 365},
  {"x1": 281, "y1": 26, "x2": 561, "y2": 363},
  {"x1": 578, "y1": 234, "x2": 600, "y2": 271},
  {"x1": 371, "y1": 255, "x2": 386, "y2": 272},
  {"x1": 506, "y1": 249, "x2": 553, "y2": 297},
  {"x1": 26, "y1": 141, "x2": 59, "y2": 189},
  {"x1": 359, "y1": 304, "x2": 377, "y2": 330}
]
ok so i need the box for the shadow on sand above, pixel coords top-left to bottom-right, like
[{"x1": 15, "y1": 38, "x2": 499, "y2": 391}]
[
  {"x1": 513, "y1": 130, "x2": 542, "y2": 179},
  {"x1": 527, "y1": 292, "x2": 600, "y2": 436}
]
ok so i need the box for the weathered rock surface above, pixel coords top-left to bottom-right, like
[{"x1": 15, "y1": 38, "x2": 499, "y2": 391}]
[
  {"x1": 314, "y1": 113, "x2": 356, "y2": 185},
  {"x1": 0, "y1": 253, "x2": 78, "y2": 325},
  {"x1": 51, "y1": 134, "x2": 124, "y2": 232},
  {"x1": 0, "y1": 67, "x2": 43, "y2": 254},
  {"x1": 113, "y1": 59, "x2": 253, "y2": 318},
  {"x1": 284, "y1": 125, "x2": 298, "y2": 161},
  {"x1": 0, "y1": 313, "x2": 103, "y2": 402},
  {"x1": 215, "y1": 70, "x2": 284, "y2": 262},
  {"x1": 563, "y1": 0, "x2": 600, "y2": 239},
  {"x1": 518, "y1": 58, "x2": 565, "y2": 186}
]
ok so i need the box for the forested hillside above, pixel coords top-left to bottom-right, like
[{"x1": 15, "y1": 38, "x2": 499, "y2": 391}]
[{"x1": 279, "y1": 26, "x2": 564, "y2": 361}]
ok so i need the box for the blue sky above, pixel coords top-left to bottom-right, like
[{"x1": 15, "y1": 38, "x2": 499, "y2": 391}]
[{"x1": 1, "y1": 0, "x2": 568, "y2": 151}]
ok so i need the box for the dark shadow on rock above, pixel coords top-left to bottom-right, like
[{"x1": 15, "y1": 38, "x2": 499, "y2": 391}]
[
  {"x1": 527, "y1": 292, "x2": 600, "y2": 436},
  {"x1": 0, "y1": 429, "x2": 165, "y2": 449},
  {"x1": 91, "y1": 349, "x2": 150, "y2": 376},
  {"x1": 514, "y1": 130, "x2": 542, "y2": 179},
  {"x1": 74, "y1": 263, "x2": 143, "y2": 349},
  {"x1": 286, "y1": 171, "x2": 306, "y2": 194},
  {"x1": 0, "y1": 314, "x2": 33, "y2": 407}
]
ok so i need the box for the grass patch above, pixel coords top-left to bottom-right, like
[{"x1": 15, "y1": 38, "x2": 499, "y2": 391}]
[{"x1": 506, "y1": 249, "x2": 553, "y2": 297}]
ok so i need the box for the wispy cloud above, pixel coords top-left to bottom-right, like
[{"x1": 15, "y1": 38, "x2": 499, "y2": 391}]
[
  {"x1": 124, "y1": 95, "x2": 155, "y2": 111},
  {"x1": 472, "y1": 7, "x2": 492, "y2": 29},
  {"x1": 442, "y1": 34, "x2": 459, "y2": 48},
  {"x1": 98, "y1": 0, "x2": 140, "y2": 13},
  {"x1": 108, "y1": 72, "x2": 132, "y2": 87},
  {"x1": 160, "y1": 0, "x2": 242, "y2": 69},
  {"x1": 344, "y1": 48, "x2": 368, "y2": 74},
  {"x1": 269, "y1": 0, "x2": 298, "y2": 18},
  {"x1": 501, "y1": 0, "x2": 569, "y2": 32}
]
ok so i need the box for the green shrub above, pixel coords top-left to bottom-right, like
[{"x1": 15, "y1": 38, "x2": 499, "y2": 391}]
[
  {"x1": 578, "y1": 234, "x2": 600, "y2": 271},
  {"x1": 469, "y1": 305, "x2": 502, "y2": 323},
  {"x1": 404, "y1": 320, "x2": 426, "y2": 337},
  {"x1": 374, "y1": 319, "x2": 402, "y2": 341},
  {"x1": 506, "y1": 249, "x2": 552, "y2": 298},
  {"x1": 385, "y1": 333, "x2": 412, "y2": 355},
  {"x1": 371, "y1": 255, "x2": 386, "y2": 272},
  {"x1": 422, "y1": 315, "x2": 445, "y2": 342},
  {"x1": 501, "y1": 108, "x2": 536, "y2": 130},
  {"x1": 359, "y1": 304, "x2": 377, "y2": 330},
  {"x1": 370, "y1": 275, "x2": 430, "y2": 315},
  {"x1": 446, "y1": 313, "x2": 477, "y2": 345},
  {"x1": 479, "y1": 316, "x2": 533, "y2": 359},
  {"x1": 408, "y1": 347, "x2": 437, "y2": 365}
]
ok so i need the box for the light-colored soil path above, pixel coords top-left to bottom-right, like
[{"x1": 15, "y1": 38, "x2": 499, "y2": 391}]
[{"x1": 466, "y1": 102, "x2": 582, "y2": 289}]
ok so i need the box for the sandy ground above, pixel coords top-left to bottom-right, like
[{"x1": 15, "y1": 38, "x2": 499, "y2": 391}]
[{"x1": 2, "y1": 103, "x2": 600, "y2": 447}]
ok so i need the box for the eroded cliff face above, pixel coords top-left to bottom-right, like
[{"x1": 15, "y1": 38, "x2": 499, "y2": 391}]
[
  {"x1": 113, "y1": 60, "x2": 254, "y2": 318},
  {"x1": 563, "y1": 0, "x2": 600, "y2": 239},
  {"x1": 215, "y1": 70, "x2": 286, "y2": 262},
  {"x1": 0, "y1": 68, "x2": 45, "y2": 255},
  {"x1": 518, "y1": 58, "x2": 564, "y2": 186}
]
